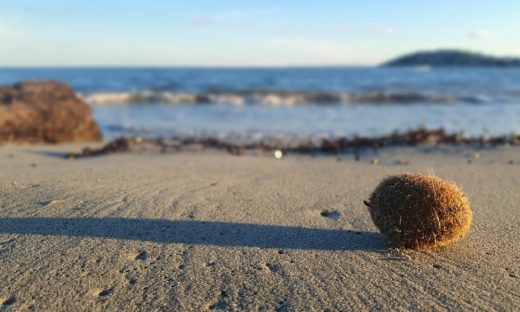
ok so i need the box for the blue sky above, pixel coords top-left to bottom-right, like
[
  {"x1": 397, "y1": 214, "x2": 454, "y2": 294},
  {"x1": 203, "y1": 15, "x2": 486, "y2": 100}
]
[{"x1": 1, "y1": 0, "x2": 519, "y2": 66}]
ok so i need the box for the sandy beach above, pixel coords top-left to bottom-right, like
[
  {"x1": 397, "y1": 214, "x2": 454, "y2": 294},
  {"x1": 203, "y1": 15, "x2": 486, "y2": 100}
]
[{"x1": 0, "y1": 145, "x2": 519, "y2": 311}]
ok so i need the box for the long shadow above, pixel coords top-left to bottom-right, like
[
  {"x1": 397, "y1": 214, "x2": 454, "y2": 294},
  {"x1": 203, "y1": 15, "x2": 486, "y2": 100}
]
[
  {"x1": 25, "y1": 150, "x2": 71, "y2": 159},
  {"x1": 0, "y1": 217, "x2": 389, "y2": 251}
]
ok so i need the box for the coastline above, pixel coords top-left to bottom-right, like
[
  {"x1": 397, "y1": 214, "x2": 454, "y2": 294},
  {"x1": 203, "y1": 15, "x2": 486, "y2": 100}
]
[{"x1": 0, "y1": 144, "x2": 519, "y2": 310}]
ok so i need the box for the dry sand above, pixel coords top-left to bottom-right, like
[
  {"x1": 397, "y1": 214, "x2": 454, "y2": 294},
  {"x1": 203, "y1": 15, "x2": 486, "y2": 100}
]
[{"x1": 0, "y1": 144, "x2": 519, "y2": 311}]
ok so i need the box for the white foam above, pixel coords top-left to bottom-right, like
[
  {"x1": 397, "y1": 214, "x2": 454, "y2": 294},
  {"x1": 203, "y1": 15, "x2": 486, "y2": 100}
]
[{"x1": 79, "y1": 90, "x2": 467, "y2": 106}]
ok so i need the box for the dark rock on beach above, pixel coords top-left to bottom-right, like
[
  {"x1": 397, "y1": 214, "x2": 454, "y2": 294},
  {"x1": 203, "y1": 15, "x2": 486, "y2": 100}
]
[{"x1": 0, "y1": 81, "x2": 102, "y2": 144}]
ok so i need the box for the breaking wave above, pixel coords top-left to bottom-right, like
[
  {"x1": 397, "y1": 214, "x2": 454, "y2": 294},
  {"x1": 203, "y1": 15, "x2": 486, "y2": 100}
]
[{"x1": 78, "y1": 90, "x2": 490, "y2": 106}]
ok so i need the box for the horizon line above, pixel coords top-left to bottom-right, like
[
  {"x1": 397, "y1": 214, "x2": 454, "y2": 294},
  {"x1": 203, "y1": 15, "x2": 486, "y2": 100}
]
[{"x1": 0, "y1": 64, "x2": 379, "y2": 69}]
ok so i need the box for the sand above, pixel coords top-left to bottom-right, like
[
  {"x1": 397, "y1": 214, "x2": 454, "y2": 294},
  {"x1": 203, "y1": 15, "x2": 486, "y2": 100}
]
[{"x1": 0, "y1": 144, "x2": 519, "y2": 311}]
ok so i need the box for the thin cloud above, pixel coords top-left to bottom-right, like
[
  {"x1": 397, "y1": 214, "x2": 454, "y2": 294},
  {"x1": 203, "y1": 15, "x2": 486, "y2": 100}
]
[
  {"x1": 24, "y1": 5, "x2": 48, "y2": 12},
  {"x1": 263, "y1": 37, "x2": 333, "y2": 54},
  {"x1": 259, "y1": 36, "x2": 360, "y2": 65},
  {"x1": 337, "y1": 25, "x2": 394, "y2": 37},
  {"x1": 470, "y1": 30, "x2": 492, "y2": 39},
  {"x1": 189, "y1": 8, "x2": 281, "y2": 28},
  {"x1": 189, "y1": 14, "x2": 218, "y2": 27},
  {"x1": 23, "y1": 4, "x2": 81, "y2": 14}
]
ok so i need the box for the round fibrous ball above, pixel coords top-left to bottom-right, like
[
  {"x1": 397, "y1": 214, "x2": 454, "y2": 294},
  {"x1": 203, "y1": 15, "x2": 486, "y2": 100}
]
[{"x1": 365, "y1": 173, "x2": 472, "y2": 250}]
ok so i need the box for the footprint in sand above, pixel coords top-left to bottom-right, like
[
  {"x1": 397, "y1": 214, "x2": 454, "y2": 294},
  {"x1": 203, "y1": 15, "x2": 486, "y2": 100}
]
[
  {"x1": 134, "y1": 250, "x2": 147, "y2": 261},
  {"x1": 37, "y1": 199, "x2": 62, "y2": 206},
  {"x1": 265, "y1": 262, "x2": 281, "y2": 273},
  {"x1": 505, "y1": 268, "x2": 517, "y2": 278},
  {"x1": 96, "y1": 288, "x2": 113, "y2": 301},
  {"x1": 208, "y1": 290, "x2": 231, "y2": 310},
  {"x1": 320, "y1": 210, "x2": 340, "y2": 220},
  {"x1": 276, "y1": 299, "x2": 290, "y2": 312},
  {"x1": 2, "y1": 296, "x2": 16, "y2": 307}
]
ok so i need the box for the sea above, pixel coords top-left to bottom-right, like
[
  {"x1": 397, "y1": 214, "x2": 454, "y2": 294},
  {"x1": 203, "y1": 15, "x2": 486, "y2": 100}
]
[{"x1": 2, "y1": 67, "x2": 520, "y2": 142}]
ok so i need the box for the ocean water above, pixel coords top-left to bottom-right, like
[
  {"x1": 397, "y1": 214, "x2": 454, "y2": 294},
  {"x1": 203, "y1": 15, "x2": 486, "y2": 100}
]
[{"x1": 1, "y1": 67, "x2": 520, "y2": 141}]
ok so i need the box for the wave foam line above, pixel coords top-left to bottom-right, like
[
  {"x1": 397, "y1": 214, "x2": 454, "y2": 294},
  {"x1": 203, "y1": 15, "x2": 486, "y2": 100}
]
[{"x1": 78, "y1": 90, "x2": 486, "y2": 106}]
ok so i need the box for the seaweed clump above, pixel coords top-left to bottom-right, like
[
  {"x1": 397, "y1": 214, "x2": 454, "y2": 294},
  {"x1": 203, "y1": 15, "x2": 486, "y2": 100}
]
[{"x1": 365, "y1": 173, "x2": 472, "y2": 250}]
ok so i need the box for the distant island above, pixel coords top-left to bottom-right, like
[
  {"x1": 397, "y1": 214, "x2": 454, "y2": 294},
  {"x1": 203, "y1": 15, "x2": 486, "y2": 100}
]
[{"x1": 383, "y1": 50, "x2": 520, "y2": 67}]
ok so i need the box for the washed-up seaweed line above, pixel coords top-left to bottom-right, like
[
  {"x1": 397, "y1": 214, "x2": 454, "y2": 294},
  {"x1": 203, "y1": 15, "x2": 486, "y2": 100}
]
[{"x1": 67, "y1": 127, "x2": 520, "y2": 158}]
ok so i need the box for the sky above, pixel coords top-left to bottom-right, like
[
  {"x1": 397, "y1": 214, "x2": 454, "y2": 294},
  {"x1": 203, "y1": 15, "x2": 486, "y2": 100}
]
[{"x1": 0, "y1": 0, "x2": 519, "y2": 67}]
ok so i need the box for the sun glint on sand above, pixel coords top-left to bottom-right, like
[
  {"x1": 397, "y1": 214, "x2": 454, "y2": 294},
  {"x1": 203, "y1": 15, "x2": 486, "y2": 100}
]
[{"x1": 0, "y1": 144, "x2": 519, "y2": 311}]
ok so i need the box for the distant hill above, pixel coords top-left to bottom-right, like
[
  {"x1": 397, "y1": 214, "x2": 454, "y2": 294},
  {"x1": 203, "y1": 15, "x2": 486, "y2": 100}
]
[{"x1": 383, "y1": 50, "x2": 520, "y2": 67}]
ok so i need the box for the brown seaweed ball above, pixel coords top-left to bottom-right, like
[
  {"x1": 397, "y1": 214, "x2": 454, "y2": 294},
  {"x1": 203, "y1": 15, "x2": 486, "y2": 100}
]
[{"x1": 365, "y1": 173, "x2": 472, "y2": 250}]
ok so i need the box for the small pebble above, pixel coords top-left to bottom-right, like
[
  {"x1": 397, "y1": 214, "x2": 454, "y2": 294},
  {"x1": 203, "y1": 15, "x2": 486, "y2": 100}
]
[{"x1": 370, "y1": 158, "x2": 379, "y2": 165}]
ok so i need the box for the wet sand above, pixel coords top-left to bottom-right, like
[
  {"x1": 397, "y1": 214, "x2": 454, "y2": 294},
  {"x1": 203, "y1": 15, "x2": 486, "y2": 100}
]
[{"x1": 0, "y1": 144, "x2": 519, "y2": 311}]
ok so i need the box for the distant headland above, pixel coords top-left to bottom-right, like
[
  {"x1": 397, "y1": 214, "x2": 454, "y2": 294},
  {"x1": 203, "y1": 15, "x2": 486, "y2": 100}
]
[{"x1": 383, "y1": 50, "x2": 520, "y2": 67}]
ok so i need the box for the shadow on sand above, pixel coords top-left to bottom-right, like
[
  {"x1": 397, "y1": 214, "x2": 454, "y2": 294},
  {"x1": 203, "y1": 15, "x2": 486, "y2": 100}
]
[
  {"x1": 0, "y1": 217, "x2": 389, "y2": 251},
  {"x1": 25, "y1": 150, "x2": 71, "y2": 159}
]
